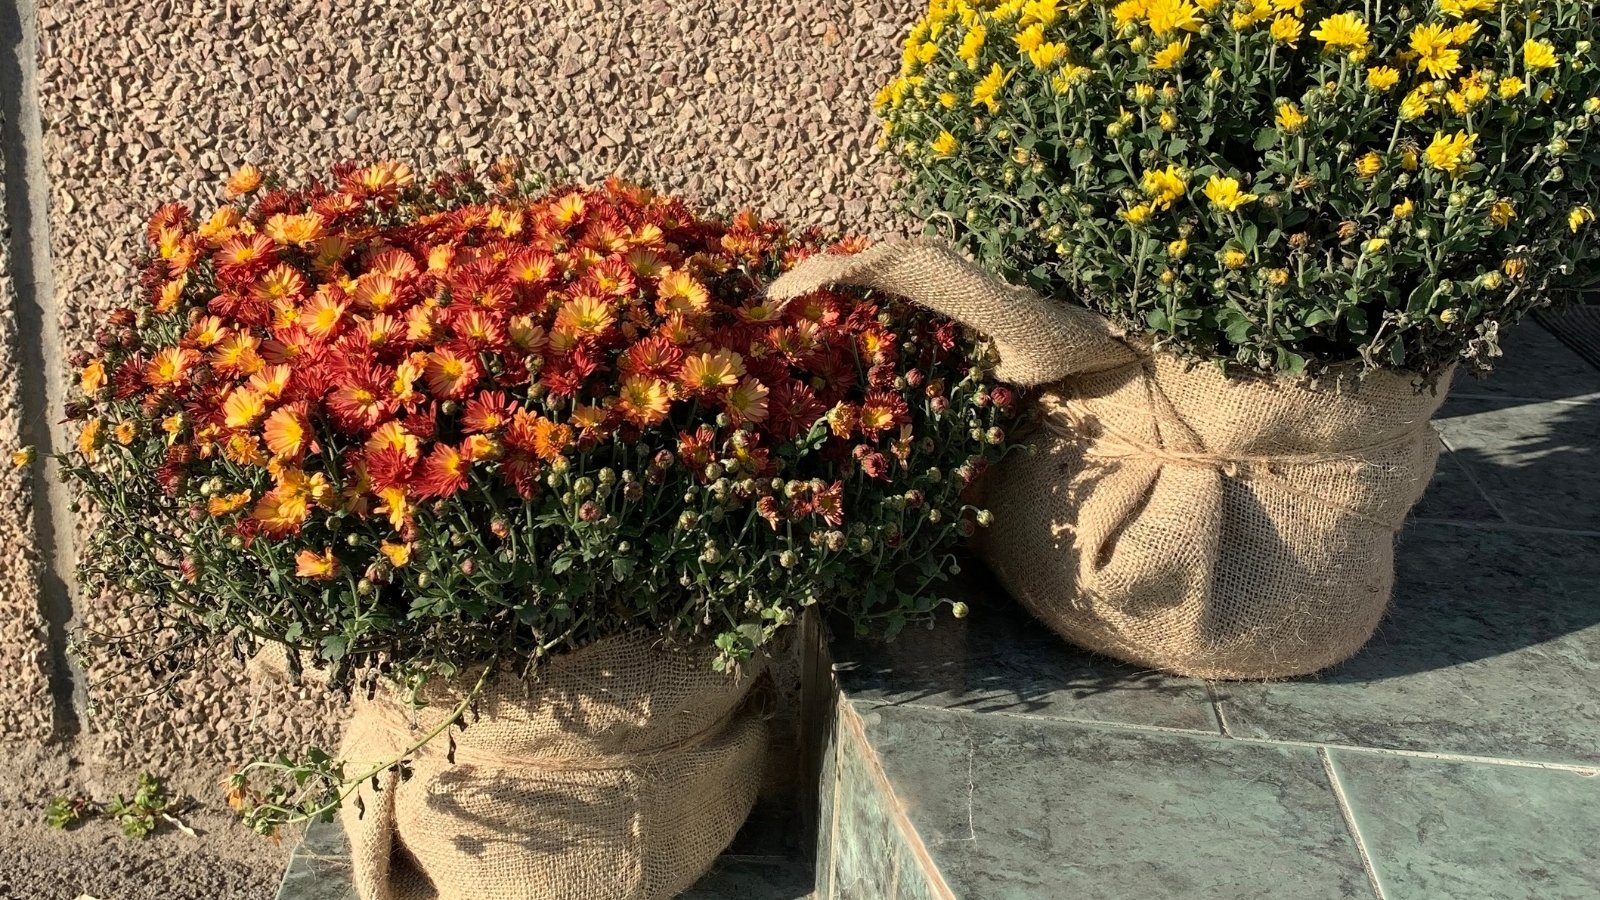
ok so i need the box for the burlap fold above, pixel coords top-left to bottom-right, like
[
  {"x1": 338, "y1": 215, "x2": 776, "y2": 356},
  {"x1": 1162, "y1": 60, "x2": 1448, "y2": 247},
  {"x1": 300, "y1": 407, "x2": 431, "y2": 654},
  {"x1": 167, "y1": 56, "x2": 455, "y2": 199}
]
[
  {"x1": 338, "y1": 636, "x2": 767, "y2": 900},
  {"x1": 770, "y1": 240, "x2": 1447, "y2": 679}
]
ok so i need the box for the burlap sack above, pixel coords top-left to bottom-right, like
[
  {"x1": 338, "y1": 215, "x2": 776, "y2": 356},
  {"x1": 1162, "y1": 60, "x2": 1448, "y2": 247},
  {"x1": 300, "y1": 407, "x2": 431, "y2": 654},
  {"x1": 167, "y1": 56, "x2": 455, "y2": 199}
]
[
  {"x1": 770, "y1": 240, "x2": 1448, "y2": 679},
  {"x1": 338, "y1": 636, "x2": 768, "y2": 900}
]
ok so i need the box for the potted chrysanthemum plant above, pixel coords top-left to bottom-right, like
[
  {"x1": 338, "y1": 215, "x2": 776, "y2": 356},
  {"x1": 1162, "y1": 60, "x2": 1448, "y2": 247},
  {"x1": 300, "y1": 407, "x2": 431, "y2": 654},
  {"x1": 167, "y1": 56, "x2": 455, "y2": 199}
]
[
  {"x1": 769, "y1": 0, "x2": 1599, "y2": 679},
  {"x1": 61, "y1": 161, "x2": 1014, "y2": 899}
]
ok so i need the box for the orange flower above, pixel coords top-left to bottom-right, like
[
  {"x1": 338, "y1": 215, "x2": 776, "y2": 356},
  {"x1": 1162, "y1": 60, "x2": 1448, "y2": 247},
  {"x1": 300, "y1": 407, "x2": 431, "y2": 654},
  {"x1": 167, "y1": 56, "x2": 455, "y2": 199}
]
[
  {"x1": 294, "y1": 547, "x2": 340, "y2": 580},
  {"x1": 301, "y1": 289, "x2": 348, "y2": 340},
  {"x1": 207, "y1": 490, "x2": 252, "y2": 517},
  {"x1": 80, "y1": 359, "x2": 106, "y2": 395},
  {"x1": 252, "y1": 488, "x2": 310, "y2": 536},
  {"x1": 724, "y1": 377, "x2": 770, "y2": 424},
  {"x1": 530, "y1": 417, "x2": 572, "y2": 461},
  {"x1": 553, "y1": 295, "x2": 616, "y2": 338},
  {"x1": 379, "y1": 541, "x2": 412, "y2": 567},
  {"x1": 156, "y1": 276, "x2": 188, "y2": 314},
  {"x1": 264, "y1": 212, "x2": 327, "y2": 247},
  {"x1": 216, "y1": 234, "x2": 275, "y2": 270},
  {"x1": 197, "y1": 206, "x2": 243, "y2": 245},
  {"x1": 248, "y1": 364, "x2": 292, "y2": 399},
  {"x1": 552, "y1": 192, "x2": 586, "y2": 225},
  {"x1": 417, "y1": 442, "x2": 471, "y2": 498},
  {"x1": 263, "y1": 405, "x2": 313, "y2": 459},
  {"x1": 656, "y1": 270, "x2": 710, "y2": 314},
  {"x1": 618, "y1": 377, "x2": 672, "y2": 427},
  {"x1": 77, "y1": 419, "x2": 102, "y2": 460},
  {"x1": 210, "y1": 332, "x2": 264, "y2": 377},
  {"x1": 145, "y1": 347, "x2": 201, "y2": 388},
  {"x1": 222, "y1": 387, "x2": 268, "y2": 429},
  {"x1": 183, "y1": 315, "x2": 229, "y2": 349},
  {"x1": 352, "y1": 274, "x2": 403, "y2": 311},
  {"x1": 225, "y1": 163, "x2": 263, "y2": 198},
  {"x1": 423, "y1": 348, "x2": 480, "y2": 399},
  {"x1": 680, "y1": 349, "x2": 745, "y2": 394}
]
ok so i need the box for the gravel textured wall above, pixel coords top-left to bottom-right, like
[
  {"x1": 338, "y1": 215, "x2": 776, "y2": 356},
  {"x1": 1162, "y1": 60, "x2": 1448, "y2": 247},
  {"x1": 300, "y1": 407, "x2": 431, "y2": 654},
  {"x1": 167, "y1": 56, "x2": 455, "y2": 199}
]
[
  {"x1": 0, "y1": 110, "x2": 53, "y2": 744},
  {"x1": 31, "y1": 0, "x2": 917, "y2": 784}
]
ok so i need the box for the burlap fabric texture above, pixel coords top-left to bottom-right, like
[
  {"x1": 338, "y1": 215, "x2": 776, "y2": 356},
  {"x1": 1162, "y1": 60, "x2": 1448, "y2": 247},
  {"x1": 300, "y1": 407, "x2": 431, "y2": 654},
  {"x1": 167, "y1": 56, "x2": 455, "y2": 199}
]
[
  {"x1": 336, "y1": 636, "x2": 767, "y2": 900},
  {"x1": 769, "y1": 240, "x2": 1448, "y2": 679}
]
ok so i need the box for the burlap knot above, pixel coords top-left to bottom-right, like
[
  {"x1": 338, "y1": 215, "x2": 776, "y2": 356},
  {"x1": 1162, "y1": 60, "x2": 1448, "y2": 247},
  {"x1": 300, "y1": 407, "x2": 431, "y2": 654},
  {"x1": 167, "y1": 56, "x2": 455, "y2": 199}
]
[
  {"x1": 769, "y1": 240, "x2": 1449, "y2": 679},
  {"x1": 338, "y1": 635, "x2": 768, "y2": 900}
]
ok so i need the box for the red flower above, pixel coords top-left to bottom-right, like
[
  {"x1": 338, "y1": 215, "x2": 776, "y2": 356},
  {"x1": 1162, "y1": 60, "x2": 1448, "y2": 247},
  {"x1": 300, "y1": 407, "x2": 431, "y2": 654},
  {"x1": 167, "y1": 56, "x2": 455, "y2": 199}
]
[{"x1": 416, "y1": 441, "x2": 472, "y2": 499}]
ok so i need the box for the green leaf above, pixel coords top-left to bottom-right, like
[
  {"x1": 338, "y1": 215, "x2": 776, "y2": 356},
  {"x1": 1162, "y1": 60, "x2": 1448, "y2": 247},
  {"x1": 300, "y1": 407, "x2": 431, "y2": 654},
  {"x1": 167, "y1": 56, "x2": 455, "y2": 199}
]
[{"x1": 1253, "y1": 127, "x2": 1280, "y2": 150}]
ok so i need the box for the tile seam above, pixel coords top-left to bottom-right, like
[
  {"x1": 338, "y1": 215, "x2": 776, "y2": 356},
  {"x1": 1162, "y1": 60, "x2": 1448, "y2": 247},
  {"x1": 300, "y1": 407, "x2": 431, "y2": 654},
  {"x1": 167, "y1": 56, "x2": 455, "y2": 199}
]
[
  {"x1": 859, "y1": 699, "x2": 1600, "y2": 774},
  {"x1": 1319, "y1": 747, "x2": 1389, "y2": 900},
  {"x1": 1446, "y1": 391, "x2": 1600, "y2": 406},
  {"x1": 0, "y1": 0, "x2": 82, "y2": 737},
  {"x1": 1429, "y1": 434, "x2": 1517, "y2": 525},
  {"x1": 1407, "y1": 516, "x2": 1600, "y2": 538}
]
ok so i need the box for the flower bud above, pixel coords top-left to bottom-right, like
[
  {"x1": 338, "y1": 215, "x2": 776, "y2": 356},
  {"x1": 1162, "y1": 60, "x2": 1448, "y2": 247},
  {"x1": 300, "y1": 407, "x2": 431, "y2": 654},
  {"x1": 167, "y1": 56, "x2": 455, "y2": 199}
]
[{"x1": 951, "y1": 601, "x2": 969, "y2": 619}]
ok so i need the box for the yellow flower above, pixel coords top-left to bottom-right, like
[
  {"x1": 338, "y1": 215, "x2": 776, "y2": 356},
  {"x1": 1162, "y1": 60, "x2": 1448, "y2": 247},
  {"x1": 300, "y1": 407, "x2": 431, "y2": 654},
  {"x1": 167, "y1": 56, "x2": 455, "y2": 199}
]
[
  {"x1": 1424, "y1": 130, "x2": 1478, "y2": 177},
  {"x1": 1409, "y1": 24, "x2": 1461, "y2": 79},
  {"x1": 1222, "y1": 249, "x2": 1249, "y2": 269},
  {"x1": 78, "y1": 419, "x2": 103, "y2": 461},
  {"x1": 938, "y1": 91, "x2": 958, "y2": 109},
  {"x1": 1400, "y1": 145, "x2": 1420, "y2": 171},
  {"x1": 1270, "y1": 0, "x2": 1304, "y2": 14},
  {"x1": 1399, "y1": 88, "x2": 1432, "y2": 121},
  {"x1": 1015, "y1": 23, "x2": 1045, "y2": 53},
  {"x1": 958, "y1": 24, "x2": 987, "y2": 67},
  {"x1": 1356, "y1": 151, "x2": 1383, "y2": 178},
  {"x1": 1141, "y1": 165, "x2": 1188, "y2": 209},
  {"x1": 972, "y1": 63, "x2": 1010, "y2": 112},
  {"x1": 1393, "y1": 198, "x2": 1415, "y2": 219},
  {"x1": 1204, "y1": 175, "x2": 1258, "y2": 212},
  {"x1": 1449, "y1": 21, "x2": 1479, "y2": 45},
  {"x1": 1121, "y1": 203, "x2": 1155, "y2": 225},
  {"x1": 1052, "y1": 65, "x2": 1093, "y2": 92},
  {"x1": 1159, "y1": 109, "x2": 1179, "y2": 131},
  {"x1": 1029, "y1": 41, "x2": 1068, "y2": 68},
  {"x1": 1276, "y1": 102, "x2": 1308, "y2": 133},
  {"x1": 931, "y1": 131, "x2": 960, "y2": 156},
  {"x1": 1270, "y1": 15, "x2": 1303, "y2": 46},
  {"x1": 1266, "y1": 268, "x2": 1291, "y2": 286},
  {"x1": 1151, "y1": 39, "x2": 1188, "y2": 69},
  {"x1": 1168, "y1": 238, "x2": 1190, "y2": 258},
  {"x1": 1364, "y1": 238, "x2": 1388, "y2": 254},
  {"x1": 1440, "y1": 0, "x2": 1496, "y2": 16},
  {"x1": 1497, "y1": 76, "x2": 1526, "y2": 99},
  {"x1": 1490, "y1": 200, "x2": 1516, "y2": 227},
  {"x1": 1021, "y1": 0, "x2": 1061, "y2": 27},
  {"x1": 1440, "y1": 308, "x2": 1459, "y2": 323},
  {"x1": 1367, "y1": 66, "x2": 1400, "y2": 91},
  {"x1": 1144, "y1": 0, "x2": 1202, "y2": 36},
  {"x1": 11, "y1": 447, "x2": 34, "y2": 469},
  {"x1": 1503, "y1": 257, "x2": 1527, "y2": 280},
  {"x1": 1111, "y1": 0, "x2": 1148, "y2": 31},
  {"x1": 1524, "y1": 39, "x2": 1559, "y2": 71},
  {"x1": 113, "y1": 421, "x2": 137, "y2": 446},
  {"x1": 380, "y1": 541, "x2": 413, "y2": 568},
  {"x1": 1310, "y1": 12, "x2": 1369, "y2": 50},
  {"x1": 1571, "y1": 206, "x2": 1596, "y2": 233},
  {"x1": 1231, "y1": 0, "x2": 1272, "y2": 29}
]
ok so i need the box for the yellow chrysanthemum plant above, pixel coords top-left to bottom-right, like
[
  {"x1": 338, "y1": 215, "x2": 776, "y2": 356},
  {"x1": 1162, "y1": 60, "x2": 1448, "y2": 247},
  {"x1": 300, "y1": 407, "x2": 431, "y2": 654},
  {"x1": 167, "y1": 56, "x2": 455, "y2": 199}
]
[{"x1": 879, "y1": 0, "x2": 1599, "y2": 376}]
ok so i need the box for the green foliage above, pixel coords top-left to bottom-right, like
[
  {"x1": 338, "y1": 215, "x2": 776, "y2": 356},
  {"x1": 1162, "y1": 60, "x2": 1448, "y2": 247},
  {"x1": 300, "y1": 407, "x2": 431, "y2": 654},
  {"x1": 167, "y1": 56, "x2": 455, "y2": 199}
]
[
  {"x1": 107, "y1": 773, "x2": 172, "y2": 839},
  {"x1": 880, "y1": 0, "x2": 1600, "y2": 377}
]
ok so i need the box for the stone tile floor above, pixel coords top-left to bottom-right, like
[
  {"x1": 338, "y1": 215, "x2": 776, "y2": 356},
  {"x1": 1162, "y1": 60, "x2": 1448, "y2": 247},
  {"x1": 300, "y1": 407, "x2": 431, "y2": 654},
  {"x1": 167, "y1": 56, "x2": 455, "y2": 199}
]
[
  {"x1": 280, "y1": 321, "x2": 1600, "y2": 900},
  {"x1": 822, "y1": 321, "x2": 1600, "y2": 900}
]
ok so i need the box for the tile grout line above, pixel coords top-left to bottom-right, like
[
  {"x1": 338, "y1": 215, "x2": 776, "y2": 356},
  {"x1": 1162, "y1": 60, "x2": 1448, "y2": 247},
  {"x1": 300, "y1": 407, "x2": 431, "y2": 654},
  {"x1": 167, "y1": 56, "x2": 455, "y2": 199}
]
[
  {"x1": 1447, "y1": 391, "x2": 1600, "y2": 406},
  {"x1": 1408, "y1": 516, "x2": 1600, "y2": 538},
  {"x1": 865, "y1": 699, "x2": 1600, "y2": 775},
  {"x1": 1431, "y1": 433, "x2": 1517, "y2": 526},
  {"x1": 1204, "y1": 682, "x2": 1232, "y2": 737},
  {"x1": 1, "y1": 0, "x2": 83, "y2": 739},
  {"x1": 1319, "y1": 747, "x2": 1389, "y2": 900}
]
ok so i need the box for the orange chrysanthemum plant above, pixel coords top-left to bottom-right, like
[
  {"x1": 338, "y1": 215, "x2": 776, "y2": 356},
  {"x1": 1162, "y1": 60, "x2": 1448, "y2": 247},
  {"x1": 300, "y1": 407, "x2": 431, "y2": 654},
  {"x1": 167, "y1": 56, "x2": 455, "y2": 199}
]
[{"x1": 61, "y1": 161, "x2": 1017, "y2": 831}]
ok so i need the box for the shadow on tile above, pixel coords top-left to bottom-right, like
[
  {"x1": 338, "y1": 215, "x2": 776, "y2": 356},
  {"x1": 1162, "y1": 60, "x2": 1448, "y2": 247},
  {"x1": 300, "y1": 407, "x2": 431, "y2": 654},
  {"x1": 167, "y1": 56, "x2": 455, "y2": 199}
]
[{"x1": 830, "y1": 566, "x2": 1217, "y2": 733}]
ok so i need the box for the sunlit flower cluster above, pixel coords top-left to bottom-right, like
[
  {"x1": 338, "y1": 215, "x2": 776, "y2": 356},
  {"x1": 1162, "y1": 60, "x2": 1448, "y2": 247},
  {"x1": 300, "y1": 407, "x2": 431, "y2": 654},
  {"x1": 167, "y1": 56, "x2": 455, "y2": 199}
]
[
  {"x1": 879, "y1": 0, "x2": 1600, "y2": 376},
  {"x1": 65, "y1": 163, "x2": 1015, "y2": 677}
]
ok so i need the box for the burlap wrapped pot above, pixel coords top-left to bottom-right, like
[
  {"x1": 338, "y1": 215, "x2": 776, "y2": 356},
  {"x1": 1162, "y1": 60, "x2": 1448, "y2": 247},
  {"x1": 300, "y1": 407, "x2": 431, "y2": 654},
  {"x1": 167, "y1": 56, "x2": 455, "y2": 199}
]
[
  {"x1": 337, "y1": 636, "x2": 767, "y2": 900},
  {"x1": 769, "y1": 240, "x2": 1448, "y2": 679}
]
